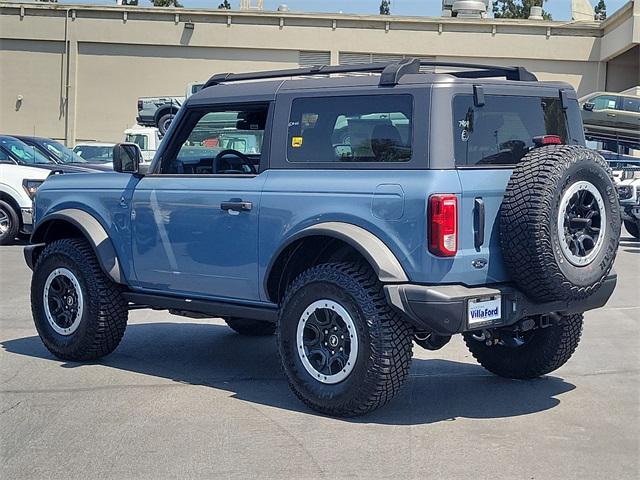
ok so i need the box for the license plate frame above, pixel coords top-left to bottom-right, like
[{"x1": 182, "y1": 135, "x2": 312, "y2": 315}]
[{"x1": 467, "y1": 295, "x2": 502, "y2": 329}]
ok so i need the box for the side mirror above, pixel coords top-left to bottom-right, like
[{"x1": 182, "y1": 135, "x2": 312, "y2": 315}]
[
  {"x1": 113, "y1": 143, "x2": 142, "y2": 174},
  {"x1": 583, "y1": 102, "x2": 595, "y2": 112}
]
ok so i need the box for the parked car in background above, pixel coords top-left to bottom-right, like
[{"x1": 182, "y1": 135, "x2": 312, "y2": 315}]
[
  {"x1": 136, "y1": 82, "x2": 203, "y2": 135},
  {"x1": 602, "y1": 150, "x2": 640, "y2": 239},
  {"x1": 13, "y1": 136, "x2": 112, "y2": 172},
  {"x1": 0, "y1": 159, "x2": 49, "y2": 245},
  {"x1": 73, "y1": 142, "x2": 115, "y2": 167},
  {"x1": 0, "y1": 137, "x2": 55, "y2": 244},
  {"x1": 124, "y1": 126, "x2": 161, "y2": 164},
  {"x1": 580, "y1": 92, "x2": 640, "y2": 147}
]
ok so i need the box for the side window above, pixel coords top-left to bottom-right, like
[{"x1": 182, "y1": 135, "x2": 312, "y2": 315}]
[
  {"x1": 287, "y1": 95, "x2": 413, "y2": 163},
  {"x1": 622, "y1": 97, "x2": 640, "y2": 113},
  {"x1": 0, "y1": 149, "x2": 9, "y2": 162},
  {"x1": 160, "y1": 105, "x2": 267, "y2": 175},
  {"x1": 592, "y1": 95, "x2": 619, "y2": 111},
  {"x1": 453, "y1": 94, "x2": 571, "y2": 167}
]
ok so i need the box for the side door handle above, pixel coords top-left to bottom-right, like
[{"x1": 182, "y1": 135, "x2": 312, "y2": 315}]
[
  {"x1": 607, "y1": 113, "x2": 617, "y2": 117},
  {"x1": 220, "y1": 200, "x2": 252, "y2": 212},
  {"x1": 474, "y1": 197, "x2": 485, "y2": 249}
]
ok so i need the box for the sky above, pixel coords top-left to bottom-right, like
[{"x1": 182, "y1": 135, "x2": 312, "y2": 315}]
[{"x1": 47, "y1": 0, "x2": 630, "y2": 20}]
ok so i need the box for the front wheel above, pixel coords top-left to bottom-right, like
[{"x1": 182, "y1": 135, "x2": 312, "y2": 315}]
[
  {"x1": 31, "y1": 238, "x2": 128, "y2": 361},
  {"x1": 463, "y1": 314, "x2": 583, "y2": 379},
  {"x1": 157, "y1": 113, "x2": 175, "y2": 135},
  {"x1": 0, "y1": 200, "x2": 19, "y2": 245},
  {"x1": 277, "y1": 263, "x2": 413, "y2": 417}
]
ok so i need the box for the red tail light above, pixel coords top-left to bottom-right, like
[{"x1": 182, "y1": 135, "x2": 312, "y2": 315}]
[
  {"x1": 533, "y1": 135, "x2": 562, "y2": 146},
  {"x1": 429, "y1": 194, "x2": 458, "y2": 257}
]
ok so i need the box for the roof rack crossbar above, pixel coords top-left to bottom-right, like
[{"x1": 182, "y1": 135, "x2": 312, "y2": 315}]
[{"x1": 202, "y1": 59, "x2": 538, "y2": 89}]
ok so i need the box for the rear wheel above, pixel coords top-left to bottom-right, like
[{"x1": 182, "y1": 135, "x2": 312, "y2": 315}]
[
  {"x1": 624, "y1": 220, "x2": 640, "y2": 239},
  {"x1": 463, "y1": 314, "x2": 583, "y2": 379},
  {"x1": 31, "y1": 238, "x2": 128, "y2": 361},
  {"x1": 277, "y1": 262, "x2": 413, "y2": 417},
  {"x1": 225, "y1": 318, "x2": 275, "y2": 336},
  {"x1": 0, "y1": 200, "x2": 19, "y2": 245}
]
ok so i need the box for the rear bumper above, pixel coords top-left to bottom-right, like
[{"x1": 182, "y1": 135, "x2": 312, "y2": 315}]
[{"x1": 384, "y1": 273, "x2": 617, "y2": 335}]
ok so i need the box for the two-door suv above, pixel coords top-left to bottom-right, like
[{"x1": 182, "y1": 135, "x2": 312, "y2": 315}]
[{"x1": 25, "y1": 60, "x2": 620, "y2": 416}]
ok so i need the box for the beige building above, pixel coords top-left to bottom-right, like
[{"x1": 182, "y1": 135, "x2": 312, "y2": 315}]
[{"x1": 1, "y1": 1, "x2": 638, "y2": 145}]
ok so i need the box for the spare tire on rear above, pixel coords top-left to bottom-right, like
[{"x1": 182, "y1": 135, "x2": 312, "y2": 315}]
[{"x1": 500, "y1": 145, "x2": 620, "y2": 303}]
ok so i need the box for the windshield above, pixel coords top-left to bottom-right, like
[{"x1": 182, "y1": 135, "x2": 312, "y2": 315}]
[
  {"x1": 41, "y1": 139, "x2": 87, "y2": 163},
  {"x1": 0, "y1": 137, "x2": 55, "y2": 165},
  {"x1": 73, "y1": 145, "x2": 113, "y2": 163}
]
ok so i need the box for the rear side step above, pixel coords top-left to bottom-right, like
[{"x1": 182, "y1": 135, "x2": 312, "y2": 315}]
[{"x1": 122, "y1": 292, "x2": 279, "y2": 323}]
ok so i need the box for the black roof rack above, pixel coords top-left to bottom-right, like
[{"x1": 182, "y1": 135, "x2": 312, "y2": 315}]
[{"x1": 202, "y1": 59, "x2": 538, "y2": 89}]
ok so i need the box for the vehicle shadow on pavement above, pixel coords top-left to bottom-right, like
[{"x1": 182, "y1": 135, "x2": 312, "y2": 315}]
[{"x1": 1, "y1": 322, "x2": 575, "y2": 425}]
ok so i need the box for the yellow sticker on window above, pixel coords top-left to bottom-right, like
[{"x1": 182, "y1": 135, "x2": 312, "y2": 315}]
[{"x1": 291, "y1": 136, "x2": 303, "y2": 148}]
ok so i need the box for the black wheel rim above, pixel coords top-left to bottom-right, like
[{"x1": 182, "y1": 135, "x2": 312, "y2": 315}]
[
  {"x1": 558, "y1": 181, "x2": 606, "y2": 266},
  {"x1": 43, "y1": 268, "x2": 84, "y2": 335},
  {"x1": 297, "y1": 300, "x2": 359, "y2": 384}
]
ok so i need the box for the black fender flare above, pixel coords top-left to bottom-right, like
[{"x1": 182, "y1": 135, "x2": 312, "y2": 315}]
[
  {"x1": 153, "y1": 104, "x2": 180, "y2": 125},
  {"x1": 265, "y1": 222, "x2": 409, "y2": 291},
  {"x1": 27, "y1": 209, "x2": 124, "y2": 284}
]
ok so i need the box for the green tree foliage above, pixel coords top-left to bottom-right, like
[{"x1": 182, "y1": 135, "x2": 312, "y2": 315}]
[
  {"x1": 493, "y1": 0, "x2": 552, "y2": 20},
  {"x1": 379, "y1": 0, "x2": 391, "y2": 16},
  {"x1": 150, "y1": 0, "x2": 183, "y2": 7},
  {"x1": 594, "y1": 0, "x2": 607, "y2": 21},
  {"x1": 218, "y1": 0, "x2": 232, "y2": 8}
]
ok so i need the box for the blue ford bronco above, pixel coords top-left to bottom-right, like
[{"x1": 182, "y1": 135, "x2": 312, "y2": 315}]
[{"x1": 25, "y1": 60, "x2": 620, "y2": 417}]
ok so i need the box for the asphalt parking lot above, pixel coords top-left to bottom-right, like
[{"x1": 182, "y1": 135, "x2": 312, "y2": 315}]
[{"x1": 1, "y1": 232, "x2": 639, "y2": 480}]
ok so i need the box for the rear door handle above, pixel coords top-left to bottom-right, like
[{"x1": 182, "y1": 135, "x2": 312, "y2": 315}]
[
  {"x1": 474, "y1": 197, "x2": 485, "y2": 249},
  {"x1": 220, "y1": 200, "x2": 252, "y2": 212}
]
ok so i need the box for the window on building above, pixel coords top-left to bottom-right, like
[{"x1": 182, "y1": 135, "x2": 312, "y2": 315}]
[
  {"x1": 287, "y1": 95, "x2": 413, "y2": 163},
  {"x1": 453, "y1": 94, "x2": 573, "y2": 166}
]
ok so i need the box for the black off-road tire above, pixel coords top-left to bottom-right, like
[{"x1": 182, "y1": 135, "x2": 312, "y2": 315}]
[
  {"x1": 157, "y1": 113, "x2": 175, "y2": 136},
  {"x1": 624, "y1": 220, "x2": 640, "y2": 239},
  {"x1": 225, "y1": 318, "x2": 276, "y2": 336},
  {"x1": 31, "y1": 238, "x2": 128, "y2": 361},
  {"x1": 277, "y1": 262, "x2": 413, "y2": 417},
  {"x1": 500, "y1": 145, "x2": 620, "y2": 302},
  {"x1": 0, "y1": 200, "x2": 20, "y2": 246},
  {"x1": 463, "y1": 314, "x2": 583, "y2": 379}
]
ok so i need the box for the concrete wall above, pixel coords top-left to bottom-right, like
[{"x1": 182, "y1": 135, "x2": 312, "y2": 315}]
[{"x1": 0, "y1": 2, "x2": 637, "y2": 145}]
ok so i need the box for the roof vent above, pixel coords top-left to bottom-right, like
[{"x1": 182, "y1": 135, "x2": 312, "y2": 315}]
[
  {"x1": 451, "y1": 0, "x2": 490, "y2": 18},
  {"x1": 277, "y1": 4, "x2": 289, "y2": 12}
]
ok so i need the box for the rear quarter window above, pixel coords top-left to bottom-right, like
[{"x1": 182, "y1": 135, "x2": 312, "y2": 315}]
[
  {"x1": 453, "y1": 94, "x2": 579, "y2": 167},
  {"x1": 287, "y1": 95, "x2": 413, "y2": 163}
]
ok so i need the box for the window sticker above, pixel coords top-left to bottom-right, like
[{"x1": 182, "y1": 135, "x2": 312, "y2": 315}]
[{"x1": 291, "y1": 136, "x2": 303, "y2": 148}]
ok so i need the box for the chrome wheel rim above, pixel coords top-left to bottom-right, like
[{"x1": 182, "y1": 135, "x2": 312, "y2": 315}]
[
  {"x1": 43, "y1": 268, "x2": 84, "y2": 336},
  {"x1": 296, "y1": 299, "x2": 359, "y2": 385},
  {"x1": 0, "y1": 208, "x2": 10, "y2": 235},
  {"x1": 557, "y1": 180, "x2": 606, "y2": 267},
  {"x1": 162, "y1": 117, "x2": 173, "y2": 133}
]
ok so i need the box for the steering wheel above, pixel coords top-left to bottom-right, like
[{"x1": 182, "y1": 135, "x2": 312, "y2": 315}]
[{"x1": 214, "y1": 149, "x2": 257, "y2": 174}]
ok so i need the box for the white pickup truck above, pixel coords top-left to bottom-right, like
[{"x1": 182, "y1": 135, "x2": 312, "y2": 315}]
[{"x1": 136, "y1": 82, "x2": 203, "y2": 135}]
